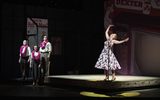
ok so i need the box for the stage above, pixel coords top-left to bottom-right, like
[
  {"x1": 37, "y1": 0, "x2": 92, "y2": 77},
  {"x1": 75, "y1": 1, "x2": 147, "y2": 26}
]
[
  {"x1": 47, "y1": 75, "x2": 160, "y2": 91},
  {"x1": 0, "y1": 74, "x2": 160, "y2": 98}
]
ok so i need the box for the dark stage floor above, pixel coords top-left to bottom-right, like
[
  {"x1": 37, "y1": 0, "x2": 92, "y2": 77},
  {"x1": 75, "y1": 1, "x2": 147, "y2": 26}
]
[
  {"x1": 0, "y1": 75, "x2": 160, "y2": 99},
  {"x1": 0, "y1": 84, "x2": 160, "y2": 99}
]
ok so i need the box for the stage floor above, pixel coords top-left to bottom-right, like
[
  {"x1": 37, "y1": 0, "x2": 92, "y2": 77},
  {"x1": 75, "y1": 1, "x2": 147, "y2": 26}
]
[
  {"x1": 48, "y1": 74, "x2": 160, "y2": 81},
  {"x1": 0, "y1": 75, "x2": 160, "y2": 98},
  {"x1": 48, "y1": 75, "x2": 160, "y2": 91}
]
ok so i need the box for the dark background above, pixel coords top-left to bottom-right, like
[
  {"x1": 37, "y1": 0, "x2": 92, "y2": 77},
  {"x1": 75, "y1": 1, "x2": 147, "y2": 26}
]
[{"x1": 0, "y1": 0, "x2": 105, "y2": 80}]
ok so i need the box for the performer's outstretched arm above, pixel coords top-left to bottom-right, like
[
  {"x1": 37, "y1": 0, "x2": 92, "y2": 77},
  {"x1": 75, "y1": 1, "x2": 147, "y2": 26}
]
[{"x1": 112, "y1": 37, "x2": 129, "y2": 44}]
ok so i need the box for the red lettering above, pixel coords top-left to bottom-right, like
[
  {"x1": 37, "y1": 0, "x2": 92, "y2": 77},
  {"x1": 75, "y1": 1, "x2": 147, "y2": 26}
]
[{"x1": 115, "y1": 0, "x2": 142, "y2": 8}]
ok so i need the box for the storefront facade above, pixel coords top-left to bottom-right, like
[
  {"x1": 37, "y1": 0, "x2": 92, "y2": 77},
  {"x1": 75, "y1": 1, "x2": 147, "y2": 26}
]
[{"x1": 105, "y1": 0, "x2": 160, "y2": 76}]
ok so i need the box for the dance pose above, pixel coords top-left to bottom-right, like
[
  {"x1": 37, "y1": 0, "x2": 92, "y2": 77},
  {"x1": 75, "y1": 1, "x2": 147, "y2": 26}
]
[{"x1": 95, "y1": 25, "x2": 129, "y2": 81}]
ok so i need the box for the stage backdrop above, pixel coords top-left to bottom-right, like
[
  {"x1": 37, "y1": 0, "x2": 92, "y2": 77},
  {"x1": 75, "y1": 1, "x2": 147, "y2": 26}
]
[
  {"x1": 27, "y1": 18, "x2": 48, "y2": 50},
  {"x1": 134, "y1": 30, "x2": 160, "y2": 76}
]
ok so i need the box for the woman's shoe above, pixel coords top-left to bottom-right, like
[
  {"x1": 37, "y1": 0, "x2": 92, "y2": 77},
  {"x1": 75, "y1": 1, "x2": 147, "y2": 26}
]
[
  {"x1": 111, "y1": 77, "x2": 116, "y2": 81},
  {"x1": 104, "y1": 77, "x2": 109, "y2": 81}
]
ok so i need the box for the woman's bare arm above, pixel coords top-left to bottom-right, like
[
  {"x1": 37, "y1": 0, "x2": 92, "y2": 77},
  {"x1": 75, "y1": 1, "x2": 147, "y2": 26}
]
[
  {"x1": 112, "y1": 37, "x2": 129, "y2": 44},
  {"x1": 105, "y1": 25, "x2": 114, "y2": 39}
]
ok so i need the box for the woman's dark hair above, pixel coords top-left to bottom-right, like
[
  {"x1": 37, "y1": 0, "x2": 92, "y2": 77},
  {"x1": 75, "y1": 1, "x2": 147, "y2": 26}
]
[{"x1": 108, "y1": 26, "x2": 117, "y2": 37}]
